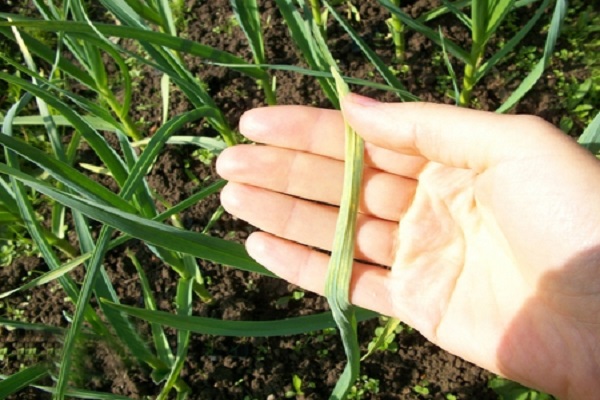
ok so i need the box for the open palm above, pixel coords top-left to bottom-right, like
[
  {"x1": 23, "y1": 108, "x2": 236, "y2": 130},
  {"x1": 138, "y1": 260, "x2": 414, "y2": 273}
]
[{"x1": 217, "y1": 96, "x2": 600, "y2": 399}]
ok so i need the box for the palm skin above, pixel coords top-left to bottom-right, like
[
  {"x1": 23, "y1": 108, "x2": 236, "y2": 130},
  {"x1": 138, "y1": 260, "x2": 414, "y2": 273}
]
[{"x1": 217, "y1": 94, "x2": 600, "y2": 399}]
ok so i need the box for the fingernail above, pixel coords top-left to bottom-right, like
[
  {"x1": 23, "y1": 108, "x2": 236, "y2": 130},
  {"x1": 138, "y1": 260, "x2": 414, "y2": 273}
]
[{"x1": 345, "y1": 93, "x2": 380, "y2": 107}]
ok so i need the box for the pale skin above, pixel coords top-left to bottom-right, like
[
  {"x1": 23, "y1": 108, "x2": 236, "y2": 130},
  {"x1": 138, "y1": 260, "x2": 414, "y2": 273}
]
[{"x1": 216, "y1": 93, "x2": 600, "y2": 399}]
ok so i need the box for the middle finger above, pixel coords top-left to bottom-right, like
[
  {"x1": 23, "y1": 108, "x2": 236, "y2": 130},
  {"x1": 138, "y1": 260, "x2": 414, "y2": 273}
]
[{"x1": 217, "y1": 145, "x2": 417, "y2": 222}]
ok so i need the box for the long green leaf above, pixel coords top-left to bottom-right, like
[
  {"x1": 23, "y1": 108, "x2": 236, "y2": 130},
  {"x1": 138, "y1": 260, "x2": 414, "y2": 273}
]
[
  {"x1": 54, "y1": 109, "x2": 213, "y2": 399},
  {"x1": 0, "y1": 253, "x2": 88, "y2": 299},
  {"x1": 32, "y1": 385, "x2": 133, "y2": 400},
  {"x1": 0, "y1": 133, "x2": 136, "y2": 213},
  {"x1": 0, "y1": 166, "x2": 270, "y2": 275},
  {"x1": 325, "y1": 68, "x2": 364, "y2": 399},
  {"x1": 578, "y1": 111, "x2": 600, "y2": 154},
  {"x1": 324, "y1": 1, "x2": 413, "y2": 100},
  {"x1": 102, "y1": 300, "x2": 379, "y2": 336},
  {"x1": 1, "y1": 115, "x2": 116, "y2": 131},
  {"x1": 496, "y1": 0, "x2": 567, "y2": 113},
  {"x1": 476, "y1": 0, "x2": 551, "y2": 82},
  {"x1": 55, "y1": 225, "x2": 122, "y2": 400},
  {"x1": 0, "y1": 71, "x2": 129, "y2": 186},
  {"x1": 0, "y1": 317, "x2": 68, "y2": 335},
  {"x1": 471, "y1": 0, "x2": 488, "y2": 48},
  {"x1": 127, "y1": 250, "x2": 174, "y2": 371},
  {"x1": 274, "y1": 0, "x2": 339, "y2": 105},
  {"x1": 0, "y1": 54, "x2": 124, "y2": 132},
  {"x1": 0, "y1": 179, "x2": 227, "y2": 303},
  {"x1": 0, "y1": 364, "x2": 49, "y2": 399},
  {"x1": 229, "y1": 0, "x2": 276, "y2": 104},
  {"x1": 0, "y1": 26, "x2": 98, "y2": 90},
  {"x1": 2, "y1": 96, "x2": 110, "y2": 340},
  {"x1": 230, "y1": 0, "x2": 265, "y2": 64},
  {"x1": 0, "y1": 18, "x2": 268, "y2": 81},
  {"x1": 121, "y1": 108, "x2": 215, "y2": 201},
  {"x1": 486, "y1": 0, "x2": 517, "y2": 41},
  {"x1": 205, "y1": 62, "x2": 420, "y2": 100},
  {"x1": 418, "y1": 0, "x2": 470, "y2": 23},
  {"x1": 157, "y1": 275, "x2": 193, "y2": 400}
]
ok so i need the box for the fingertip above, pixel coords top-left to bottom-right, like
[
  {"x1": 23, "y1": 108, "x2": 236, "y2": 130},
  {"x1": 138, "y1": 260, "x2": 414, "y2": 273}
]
[
  {"x1": 245, "y1": 232, "x2": 268, "y2": 263},
  {"x1": 215, "y1": 146, "x2": 234, "y2": 178},
  {"x1": 219, "y1": 182, "x2": 245, "y2": 216},
  {"x1": 245, "y1": 232, "x2": 290, "y2": 279},
  {"x1": 239, "y1": 107, "x2": 271, "y2": 141}
]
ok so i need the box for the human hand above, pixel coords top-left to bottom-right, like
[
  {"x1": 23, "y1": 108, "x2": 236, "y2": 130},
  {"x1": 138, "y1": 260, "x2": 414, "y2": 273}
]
[{"x1": 216, "y1": 94, "x2": 600, "y2": 399}]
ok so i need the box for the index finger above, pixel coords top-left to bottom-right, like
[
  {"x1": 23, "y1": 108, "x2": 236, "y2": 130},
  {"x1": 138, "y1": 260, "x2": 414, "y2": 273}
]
[
  {"x1": 239, "y1": 106, "x2": 427, "y2": 178},
  {"x1": 341, "y1": 94, "x2": 570, "y2": 172}
]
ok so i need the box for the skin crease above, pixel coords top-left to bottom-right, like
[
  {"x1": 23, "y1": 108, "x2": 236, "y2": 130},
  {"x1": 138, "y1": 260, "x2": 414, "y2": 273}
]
[{"x1": 216, "y1": 93, "x2": 600, "y2": 399}]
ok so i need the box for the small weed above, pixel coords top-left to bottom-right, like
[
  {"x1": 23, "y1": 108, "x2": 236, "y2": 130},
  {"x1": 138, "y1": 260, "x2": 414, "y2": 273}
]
[
  {"x1": 285, "y1": 374, "x2": 314, "y2": 398},
  {"x1": 413, "y1": 379, "x2": 430, "y2": 396},
  {"x1": 0, "y1": 347, "x2": 8, "y2": 361},
  {"x1": 489, "y1": 376, "x2": 554, "y2": 399},
  {"x1": 346, "y1": 375, "x2": 380, "y2": 399},
  {"x1": 275, "y1": 290, "x2": 305, "y2": 308},
  {"x1": 212, "y1": 15, "x2": 240, "y2": 36}
]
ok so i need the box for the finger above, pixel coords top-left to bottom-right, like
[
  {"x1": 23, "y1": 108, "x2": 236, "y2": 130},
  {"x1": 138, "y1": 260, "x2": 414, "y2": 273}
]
[
  {"x1": 221, "y1": 183, "x2": 398, "y2": 266},
  {"x1": 239, "y1": 106, "x2": 428, "y2": 178},
  {"x1": 246, "y1": 231, "x2": 395, "y2": 317},
  {"x1": 341, "y1": 94, "x2": 564, "y2": 172},
  {"x1": 216, "y1": 145, "x2": 416, "y2": 221}
]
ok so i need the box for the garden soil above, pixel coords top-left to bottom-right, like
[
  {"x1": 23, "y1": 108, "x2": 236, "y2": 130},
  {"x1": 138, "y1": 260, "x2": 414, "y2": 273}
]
[{"x1": 0, "y1": 0, "x2": 588, "y2": 398}]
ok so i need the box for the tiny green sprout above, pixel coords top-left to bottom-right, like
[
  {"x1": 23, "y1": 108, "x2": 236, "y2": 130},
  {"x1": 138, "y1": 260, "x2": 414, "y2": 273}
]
[
  {"x1": 386, "y1": 0, "x2": 405, "y2": 62},
  {"x1": 362, "y1": 317, "x2": 402, "y2": 361},
  {"x1": 347, "y1": 375, "x2": 380, "y2": 400},
  {"x1": 0, "y1": 347, "x2": 8, "y2": 361},
  {"x1": 413, "y1": 380, "x2": 430, "y2": 396},
  {"x1": 285, "y1": 374, "x2": 306, "y2": 397}
]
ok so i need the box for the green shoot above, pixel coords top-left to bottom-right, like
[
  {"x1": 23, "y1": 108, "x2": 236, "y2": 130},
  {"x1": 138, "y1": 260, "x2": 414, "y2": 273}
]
[
  {"x1": 0, "y1": 364, "x2": 49, "y2": 398},
  {"x1": 459, "y1": 0, "x2": 516, "y2": 106},
  {"x1": 387, "y1": 0, "x2": 405, "y2": 62}
]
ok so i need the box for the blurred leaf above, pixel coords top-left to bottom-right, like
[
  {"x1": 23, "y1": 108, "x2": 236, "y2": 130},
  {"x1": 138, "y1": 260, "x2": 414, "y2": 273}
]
[
  {"x1": 578, "y1": 111, "x2": 600, "y2": 153},
  {"x1": 0, "y1": 364, "x2": 49, "y2": 399},
  {"x1": 485, "y1": 0, "x2": 517, "y2": 43},
  {"x1": 230, "y1": 0, "x2": 265, "y2": 64},
  {"x1": 103, "y1": 300, "x2": 379, "y2": 336},
  {"x1": 489, "y1": 376, "x2": 553, "y2": 400},
  {"x1": 32, "y1": 385, "x2": 133, "y2": 399}
]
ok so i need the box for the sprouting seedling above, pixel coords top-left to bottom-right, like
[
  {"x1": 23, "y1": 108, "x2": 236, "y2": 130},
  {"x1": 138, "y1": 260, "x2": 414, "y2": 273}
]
[
  {"x1": 325, "y1": 66, "x2": 365, "y2": 399},
  {"x1": 459, "y1": 0, "x2": 517, "y2": 106},
  {"x1": 386, "y1": 0, "x2": 405, "y2": 62}
]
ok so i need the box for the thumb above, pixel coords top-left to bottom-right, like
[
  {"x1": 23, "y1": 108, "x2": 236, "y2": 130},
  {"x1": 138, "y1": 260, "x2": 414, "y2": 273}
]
[{"x1": 340, "y1": 93, "x2": 560, "y2": 172}]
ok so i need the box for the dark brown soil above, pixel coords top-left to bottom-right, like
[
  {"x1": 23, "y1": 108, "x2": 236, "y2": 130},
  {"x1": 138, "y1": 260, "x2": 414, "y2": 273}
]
[{"x1": 1, "y1": 0, "x2": 593, "y2": 398}]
